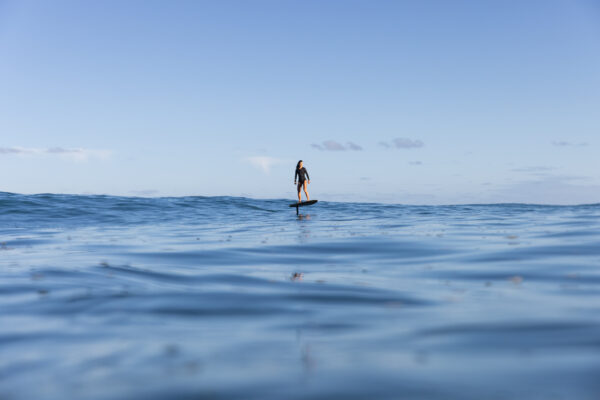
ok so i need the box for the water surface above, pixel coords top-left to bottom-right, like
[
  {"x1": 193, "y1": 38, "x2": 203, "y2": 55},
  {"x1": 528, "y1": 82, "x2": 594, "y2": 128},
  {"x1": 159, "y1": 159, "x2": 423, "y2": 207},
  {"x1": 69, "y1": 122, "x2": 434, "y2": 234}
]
[{"x1": 1, "y1": 193, "x2": 600, "y2": 399}]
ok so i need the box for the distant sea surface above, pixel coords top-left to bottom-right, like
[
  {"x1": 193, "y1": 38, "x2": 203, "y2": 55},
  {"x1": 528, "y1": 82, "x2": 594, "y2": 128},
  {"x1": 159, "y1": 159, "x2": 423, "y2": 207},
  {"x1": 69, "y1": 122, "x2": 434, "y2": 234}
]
[{"x1": 1, "y1": 192, "x2": 600, "y2": 400}]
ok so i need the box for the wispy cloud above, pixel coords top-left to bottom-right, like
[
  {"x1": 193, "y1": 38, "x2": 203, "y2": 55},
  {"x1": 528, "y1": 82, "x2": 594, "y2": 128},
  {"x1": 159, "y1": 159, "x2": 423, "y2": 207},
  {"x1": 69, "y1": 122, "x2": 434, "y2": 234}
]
[
  {"x1": 492, "y1": 175, "x2": 600, "y2": 205},
  {"x1": 346, "y1": 141, "x2": 363, "y2": 151},
  {"x1": 379, "y1": 138, "x2": 424, "y2": 149},
  {"x1": 511, "y1": 166, "x2": 554, "y2": 173},
  {"x1": 552, "y1": 141, "x2": 589, "y2": 147},
  {"x1": 0, "y1": 146, "x2": 111, "y2": 161},
  {"x1": 245, "y1": 156, "x2": 286, "y2": 173},
  {"x1": 409, "y1": 161, "x2": 423, "y2": 165},
  {"x1": 393, "y1": 138, "x2": 424, "y2": 148},
  {"x1": 130, "y1": 189, "x2": 160, "y2": 196},
  {"x1": 311, "y1": 140, "x2": 363, "y2": 151},
  {"x1": 0, "y1": 148, "x2": 22, "y2": 154}
]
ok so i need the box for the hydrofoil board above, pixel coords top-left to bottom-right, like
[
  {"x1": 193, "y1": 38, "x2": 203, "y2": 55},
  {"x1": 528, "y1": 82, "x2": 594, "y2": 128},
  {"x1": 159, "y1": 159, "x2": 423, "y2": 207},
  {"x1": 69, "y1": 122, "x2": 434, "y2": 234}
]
[{"x1": 289, "y1": 200, "x2": 318, "y2": 208}]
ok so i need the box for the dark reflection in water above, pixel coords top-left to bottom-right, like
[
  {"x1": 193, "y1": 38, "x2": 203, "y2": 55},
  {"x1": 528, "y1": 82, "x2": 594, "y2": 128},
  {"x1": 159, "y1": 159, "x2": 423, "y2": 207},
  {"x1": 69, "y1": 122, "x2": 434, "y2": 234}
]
[{"x1": 1, "y1": 192, "x2": 600, "y2": 400}]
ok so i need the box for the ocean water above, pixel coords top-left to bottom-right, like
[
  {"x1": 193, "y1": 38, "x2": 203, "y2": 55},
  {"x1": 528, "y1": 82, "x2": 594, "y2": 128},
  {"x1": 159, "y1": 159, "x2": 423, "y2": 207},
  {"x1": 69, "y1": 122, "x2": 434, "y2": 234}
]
[{"x1": 1, "y1": 192, "x2": 600, "y2": 400}]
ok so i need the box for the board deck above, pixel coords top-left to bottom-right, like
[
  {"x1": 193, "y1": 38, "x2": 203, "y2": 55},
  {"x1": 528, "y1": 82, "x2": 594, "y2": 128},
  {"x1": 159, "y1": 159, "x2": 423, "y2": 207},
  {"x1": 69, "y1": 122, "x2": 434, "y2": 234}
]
[{"x1": 289, "y1": 200, "x2": 318, "y2": 207}]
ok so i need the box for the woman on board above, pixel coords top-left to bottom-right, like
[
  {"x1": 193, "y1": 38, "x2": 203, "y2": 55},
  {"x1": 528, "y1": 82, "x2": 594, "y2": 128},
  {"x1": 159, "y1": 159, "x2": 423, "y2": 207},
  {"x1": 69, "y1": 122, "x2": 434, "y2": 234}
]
[{"x1": 294, "y1": 160, "x2": 310, "y2": 202}]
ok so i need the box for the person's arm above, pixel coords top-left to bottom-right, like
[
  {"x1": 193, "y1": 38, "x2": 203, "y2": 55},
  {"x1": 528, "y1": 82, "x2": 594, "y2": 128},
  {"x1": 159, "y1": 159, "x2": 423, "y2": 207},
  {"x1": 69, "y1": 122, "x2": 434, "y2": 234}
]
[
  {"x1": 305, "y1": 168, "x2": 310, "y2": 181},
  {"x1": 294, "y1": 169, "x2": 298, "y2": 183}
]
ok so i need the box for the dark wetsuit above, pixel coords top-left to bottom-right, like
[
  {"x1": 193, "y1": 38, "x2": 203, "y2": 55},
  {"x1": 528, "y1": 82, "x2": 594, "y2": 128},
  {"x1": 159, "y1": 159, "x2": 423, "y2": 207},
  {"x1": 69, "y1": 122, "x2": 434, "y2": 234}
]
[{"x1": 295, "y1": 167, "x2": 310, "y2": 183}]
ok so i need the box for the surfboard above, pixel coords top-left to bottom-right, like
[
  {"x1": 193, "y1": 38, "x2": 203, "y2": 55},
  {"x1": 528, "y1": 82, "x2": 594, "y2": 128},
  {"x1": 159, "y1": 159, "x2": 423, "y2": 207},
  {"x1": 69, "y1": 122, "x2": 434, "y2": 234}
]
[{"x1": 289, "y1": 200, "x2": 318, "y2": 208}]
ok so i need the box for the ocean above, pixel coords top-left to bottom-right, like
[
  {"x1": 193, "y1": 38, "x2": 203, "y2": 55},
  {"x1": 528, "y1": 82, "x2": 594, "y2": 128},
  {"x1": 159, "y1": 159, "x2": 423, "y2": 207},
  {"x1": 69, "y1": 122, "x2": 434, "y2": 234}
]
[{"x1": 1, "y1": 192, "x2": 599, "y2": 399}]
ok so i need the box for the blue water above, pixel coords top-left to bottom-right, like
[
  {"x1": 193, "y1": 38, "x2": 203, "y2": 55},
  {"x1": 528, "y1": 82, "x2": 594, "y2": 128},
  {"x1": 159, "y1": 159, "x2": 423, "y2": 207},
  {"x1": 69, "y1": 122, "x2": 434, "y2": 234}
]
[{"x1": 1, "y1": 192, "x2": 600, "y2": 400}]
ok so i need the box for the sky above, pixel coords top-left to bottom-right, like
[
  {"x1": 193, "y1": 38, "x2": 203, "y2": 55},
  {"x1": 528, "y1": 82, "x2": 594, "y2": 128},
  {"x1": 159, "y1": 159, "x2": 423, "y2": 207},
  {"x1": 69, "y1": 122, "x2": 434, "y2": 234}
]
[{"x1": 1, "y1": 0, "x2": 599, "y2": 204}]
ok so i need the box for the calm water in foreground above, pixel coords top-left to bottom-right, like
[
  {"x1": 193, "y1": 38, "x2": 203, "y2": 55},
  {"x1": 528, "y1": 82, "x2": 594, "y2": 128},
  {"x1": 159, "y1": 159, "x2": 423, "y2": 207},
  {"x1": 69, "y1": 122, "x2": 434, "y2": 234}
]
[{"x1": 1, "y1": 192, "x2": 600, "y2": 400}]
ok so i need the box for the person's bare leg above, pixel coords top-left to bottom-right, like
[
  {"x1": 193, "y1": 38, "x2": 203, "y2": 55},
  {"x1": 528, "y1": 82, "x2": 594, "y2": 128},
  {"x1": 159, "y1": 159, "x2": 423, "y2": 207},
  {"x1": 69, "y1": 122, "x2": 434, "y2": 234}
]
[
  {"x1": 297, "y1": 183, "x2": 302, "y2": 202},
  {"x1": 303, "y1": 181, "x2": 309, "y2": 201}
]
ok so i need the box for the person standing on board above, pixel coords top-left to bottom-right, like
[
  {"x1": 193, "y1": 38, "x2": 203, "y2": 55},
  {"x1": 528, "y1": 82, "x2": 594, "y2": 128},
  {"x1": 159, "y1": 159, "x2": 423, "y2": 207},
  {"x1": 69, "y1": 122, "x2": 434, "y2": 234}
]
[{"x1": 294, "y1": 160, "x2": 310, "y2": 202}]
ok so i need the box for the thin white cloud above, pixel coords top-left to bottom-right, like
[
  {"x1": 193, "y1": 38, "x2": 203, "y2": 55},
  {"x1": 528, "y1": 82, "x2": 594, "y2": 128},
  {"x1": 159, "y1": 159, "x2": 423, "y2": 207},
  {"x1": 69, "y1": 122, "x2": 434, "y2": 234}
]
[
  {"x1": 130, "y1": 189, "x2": 160, "y2": 196},
  {"x1": 245, "y1": 156, "x2": 285, "y2": 173},
  {"x1": 0, "y1": 146, "x2": 111, "y2": 161},
  {"x1": 323, "y1": 140, "x2": 346, "y2": 151},
  {"x1": 511, "y1": 166, "x2": 554, "y2": 173},
  {"x1": 379, "y1": 138, "x2": 424, "y2": 149},
  {"x1": 346, "y1": 141, "x2": 363, "y2": 151},
  {"x1": 310, "y1": 140, "x2": 363, "y2": 151},
  {"x1": 409, "y1": 161, "x2": 423, "y2": 165},
  {"x1": 393, "y1": 138, "x2": 424, "y2": 149},
  {"x1": 0, "y1": 147, "x2": 22, "y2": 154},
  {"x1": 552, "y1": 141, "x2": 589, "y2": 147},
  {"x1": 492, "y1": 175, "x2": 600, "y2": 205}
]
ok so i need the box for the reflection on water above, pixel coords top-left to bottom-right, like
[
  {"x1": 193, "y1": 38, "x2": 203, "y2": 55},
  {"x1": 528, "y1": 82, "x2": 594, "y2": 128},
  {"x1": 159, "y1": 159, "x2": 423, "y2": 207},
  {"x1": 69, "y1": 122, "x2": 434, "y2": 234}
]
[
  {"x1": 296, "y1": 213, "x2": 311, "y2": 243},
  {"x1": 1, "y1": 193, "x2": 600, "y2": 399},
  {"x1": 297, "y1": 213, "x2": 311, "y2": 220}
]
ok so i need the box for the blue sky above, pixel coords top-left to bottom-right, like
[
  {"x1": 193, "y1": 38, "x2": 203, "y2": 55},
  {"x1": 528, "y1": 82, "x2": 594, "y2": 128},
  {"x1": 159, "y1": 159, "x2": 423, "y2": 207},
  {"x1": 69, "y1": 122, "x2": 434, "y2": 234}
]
[{"x1": 1, "y1": 0, "x2": 599, "y2": 204}]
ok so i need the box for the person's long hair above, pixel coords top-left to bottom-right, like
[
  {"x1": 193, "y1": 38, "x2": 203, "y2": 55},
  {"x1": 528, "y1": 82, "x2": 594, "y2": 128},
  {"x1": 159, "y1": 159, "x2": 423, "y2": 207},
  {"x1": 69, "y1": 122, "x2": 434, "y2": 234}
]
[{"x1": 296, "y1": 160, "x2": 303, "y2": 171}]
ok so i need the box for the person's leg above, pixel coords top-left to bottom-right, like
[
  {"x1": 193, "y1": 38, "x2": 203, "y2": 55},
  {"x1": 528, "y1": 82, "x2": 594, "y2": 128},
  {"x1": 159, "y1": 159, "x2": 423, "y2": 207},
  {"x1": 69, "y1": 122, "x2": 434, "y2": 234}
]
[
  {"x1": 297, "y1": 182, "x2": 302, "y2": 202},
  {"x1": 303, "y1": 181, "x2": 309, "y2": 201}
]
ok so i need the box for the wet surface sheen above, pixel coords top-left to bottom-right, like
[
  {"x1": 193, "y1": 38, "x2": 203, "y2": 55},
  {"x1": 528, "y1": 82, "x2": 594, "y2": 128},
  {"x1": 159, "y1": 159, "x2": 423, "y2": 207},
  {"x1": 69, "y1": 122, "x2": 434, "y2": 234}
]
[{"x1": 1, "y1": 193, "x2": 600, "y2": 399}]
